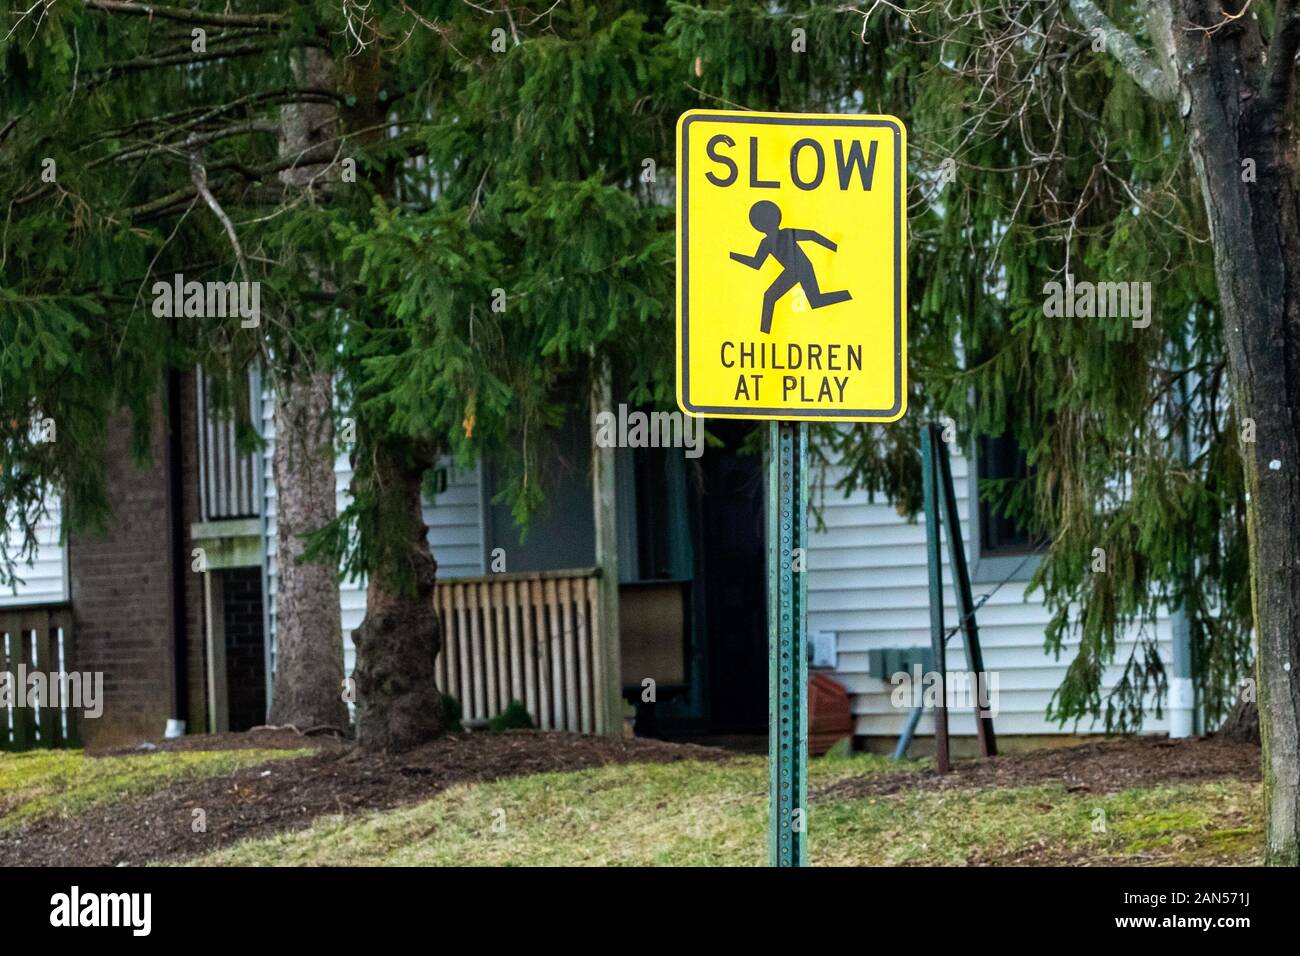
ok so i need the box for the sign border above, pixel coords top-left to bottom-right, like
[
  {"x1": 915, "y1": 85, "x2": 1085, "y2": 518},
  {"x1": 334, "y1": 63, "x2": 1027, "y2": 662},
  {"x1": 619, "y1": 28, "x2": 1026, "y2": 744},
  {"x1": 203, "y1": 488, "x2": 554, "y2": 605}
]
[{"x1": 676, "y1": 110, "x2": 907, "y2": 422}]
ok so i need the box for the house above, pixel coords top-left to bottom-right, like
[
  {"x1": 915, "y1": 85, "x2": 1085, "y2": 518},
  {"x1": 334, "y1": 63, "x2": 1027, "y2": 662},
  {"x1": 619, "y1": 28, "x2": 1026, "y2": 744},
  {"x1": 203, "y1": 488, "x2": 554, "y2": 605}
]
[{"x1": 1, "y1": 370, "x2": 1188, "y2": 751}]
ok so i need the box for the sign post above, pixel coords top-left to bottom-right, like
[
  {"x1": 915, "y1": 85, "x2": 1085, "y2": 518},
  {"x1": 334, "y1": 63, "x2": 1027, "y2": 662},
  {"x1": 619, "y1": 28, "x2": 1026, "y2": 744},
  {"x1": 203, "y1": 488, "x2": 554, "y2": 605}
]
[
  {"x1": 676, "y1": 110, "x2": 907, "y2": 866},
  {"x1": 768, "y1": 419, "x2": 809, "y2": 866}
]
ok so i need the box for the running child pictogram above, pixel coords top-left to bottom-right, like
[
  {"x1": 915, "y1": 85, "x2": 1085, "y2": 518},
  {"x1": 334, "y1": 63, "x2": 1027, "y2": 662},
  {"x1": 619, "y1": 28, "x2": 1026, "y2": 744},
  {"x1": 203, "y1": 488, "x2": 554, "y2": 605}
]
[{"x1": 729, "y1": 200, "x2": 852, "y2": 334}]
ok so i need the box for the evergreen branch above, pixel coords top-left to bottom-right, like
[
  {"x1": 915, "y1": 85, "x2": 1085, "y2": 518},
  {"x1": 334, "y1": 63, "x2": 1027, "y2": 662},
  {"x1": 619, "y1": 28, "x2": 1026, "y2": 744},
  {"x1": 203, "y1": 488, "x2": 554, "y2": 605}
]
[
  {"x1": 89, "y1": 88, "x2": 344, "y2": 147},
  {"x1": 1065, "y1": 0, "x2": 1177, "y2": 101},
  {"x1": 81, "y1": 0, "x2": 286, "y2": 30}
]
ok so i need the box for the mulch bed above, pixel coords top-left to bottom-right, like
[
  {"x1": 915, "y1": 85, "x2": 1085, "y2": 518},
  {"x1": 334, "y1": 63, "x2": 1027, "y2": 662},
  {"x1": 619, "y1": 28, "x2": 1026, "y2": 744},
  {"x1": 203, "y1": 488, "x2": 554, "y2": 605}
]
[
  {"x1": 812, "y1": 736, "x2": 1261, "y2": 803},
  {"x1": 0, "y1": 730, "x2": 728, "y2": 867}
]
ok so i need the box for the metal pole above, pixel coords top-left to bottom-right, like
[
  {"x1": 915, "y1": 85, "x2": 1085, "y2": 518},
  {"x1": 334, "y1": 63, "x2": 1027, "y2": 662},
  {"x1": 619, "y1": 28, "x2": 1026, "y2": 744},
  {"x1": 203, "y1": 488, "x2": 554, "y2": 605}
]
[
  {"x1": 933, "y1": 424, "x2": 997, "y2": 757},
  {"x1": 921, "y1": 425, "x2": 951, "y2": 773},
  {"x1": 769, "y1": 420, "x2": 809, "y2": 866}
]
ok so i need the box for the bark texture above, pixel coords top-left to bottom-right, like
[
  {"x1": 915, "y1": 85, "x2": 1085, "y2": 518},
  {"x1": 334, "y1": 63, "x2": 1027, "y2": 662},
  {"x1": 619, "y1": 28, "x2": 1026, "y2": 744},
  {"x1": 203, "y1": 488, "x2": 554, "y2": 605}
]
[
  {"x1": 1171, "y1": 0, "x2": 1300, "y2": 865},
  {"x1": 268, "y1": 367, "x2": 348, "y2": 730},
  {"x1": 351, "y1": 440, "x2": 444, "y2": 751}
]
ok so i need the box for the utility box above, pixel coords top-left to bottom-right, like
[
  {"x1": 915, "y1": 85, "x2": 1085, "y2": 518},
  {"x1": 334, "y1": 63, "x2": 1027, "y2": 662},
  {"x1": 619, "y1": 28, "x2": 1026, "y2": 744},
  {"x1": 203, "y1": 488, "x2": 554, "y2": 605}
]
[
  {"x1": 809, "y1": 630, "x2": 838, "y2": 669},
  {"x1": 866, "y1": 646, "x2": 934, "y2": 681}
]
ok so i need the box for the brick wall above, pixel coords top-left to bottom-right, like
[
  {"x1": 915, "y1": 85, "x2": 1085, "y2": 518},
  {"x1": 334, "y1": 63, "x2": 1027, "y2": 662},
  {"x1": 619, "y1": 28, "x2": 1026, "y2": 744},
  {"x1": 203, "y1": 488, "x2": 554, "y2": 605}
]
[
  {"x1": 68, "y1": 372, "x2": 208, "y2": 748},
  {"x1": 221, "y1": 567, "x2": 266, "y2": 731}
]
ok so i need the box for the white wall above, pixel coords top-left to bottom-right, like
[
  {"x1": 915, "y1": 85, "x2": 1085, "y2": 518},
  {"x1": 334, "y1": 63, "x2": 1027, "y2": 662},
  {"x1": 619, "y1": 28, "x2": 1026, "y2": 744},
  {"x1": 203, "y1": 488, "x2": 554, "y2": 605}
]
[
  {"x1": 0, "y1": 497, "x2": 68, "y2": 607},
  {"x1": 807, "y1": 451, "x2": 1172, "y2": 737}
]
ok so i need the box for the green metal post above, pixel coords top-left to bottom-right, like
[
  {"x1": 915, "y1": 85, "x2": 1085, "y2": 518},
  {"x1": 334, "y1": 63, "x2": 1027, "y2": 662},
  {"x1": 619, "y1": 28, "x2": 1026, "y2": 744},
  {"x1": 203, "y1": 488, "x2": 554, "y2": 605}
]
[
  {"x1": 921, "y1": 425, "x2": 951, "y2": 773},
  {"x1": 769, "y1": 420, "x2": 809, "y2": 866}
]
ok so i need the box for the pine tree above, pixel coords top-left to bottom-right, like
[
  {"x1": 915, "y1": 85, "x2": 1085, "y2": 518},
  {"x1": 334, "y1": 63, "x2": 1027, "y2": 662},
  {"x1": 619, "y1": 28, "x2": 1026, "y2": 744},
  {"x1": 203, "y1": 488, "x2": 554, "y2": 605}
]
[
  {"x1": 315, "y1": 1, "x2": 682, "y2": 748},
  {"x1": 670, "y1": 0, "x2": 1299, "y2": 863},
  {"x1": 2, "y1": 1, "x2": 682, "y2": 751}
]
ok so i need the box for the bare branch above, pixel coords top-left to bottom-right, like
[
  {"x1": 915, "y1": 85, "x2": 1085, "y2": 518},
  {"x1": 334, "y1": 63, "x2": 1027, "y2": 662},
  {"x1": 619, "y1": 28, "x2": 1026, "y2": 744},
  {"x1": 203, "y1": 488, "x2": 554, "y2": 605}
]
[
  {"x1": 188, "y1": 140, "x2": 249, "y2": 281},
  {"x1": 1066, "y1": 0, "x2": 1177, "y2": 101},
  {"x1": 82, "y1": 0, "x2": 286, "y2": 30}
]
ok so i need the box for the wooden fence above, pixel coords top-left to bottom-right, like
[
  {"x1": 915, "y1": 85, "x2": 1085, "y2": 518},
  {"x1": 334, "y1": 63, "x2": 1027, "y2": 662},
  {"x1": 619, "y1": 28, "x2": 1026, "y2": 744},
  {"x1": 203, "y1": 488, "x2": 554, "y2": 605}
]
[
  {"x1": 0, "y1": 605, "x2": 79, "y2": 750},
  {"x1": 433, "y1": 568, "x2": 610, "y2": 734}
]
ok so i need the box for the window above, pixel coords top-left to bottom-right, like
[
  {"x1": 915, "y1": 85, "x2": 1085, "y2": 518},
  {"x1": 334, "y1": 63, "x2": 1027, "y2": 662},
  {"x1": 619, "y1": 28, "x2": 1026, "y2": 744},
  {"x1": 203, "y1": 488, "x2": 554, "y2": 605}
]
[{"x1": 969, "y1": 428, "x2": 1044, "y2": 583}]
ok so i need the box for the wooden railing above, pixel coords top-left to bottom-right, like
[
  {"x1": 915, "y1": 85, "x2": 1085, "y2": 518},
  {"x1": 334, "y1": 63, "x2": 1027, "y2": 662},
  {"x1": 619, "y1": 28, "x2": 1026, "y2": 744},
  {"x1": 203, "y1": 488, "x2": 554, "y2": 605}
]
[
  {"x1": 434, "y1": 568, "x2": 610, "y2": 734},
  {"x1": 0, "y1": 605, "x2": 79, "y2": 750}
]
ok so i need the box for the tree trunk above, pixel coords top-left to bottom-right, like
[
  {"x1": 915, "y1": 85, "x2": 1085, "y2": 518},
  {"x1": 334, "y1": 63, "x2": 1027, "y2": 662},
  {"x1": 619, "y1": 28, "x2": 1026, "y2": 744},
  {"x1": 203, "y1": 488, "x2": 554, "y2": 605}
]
[
  {"x1": 268, "y1": 367, "x2": 348, "y2": 730},
  {"x1": 1173, "y1": 1, "x2": 1300, "y2": 865},
  {"x1": 266, "y1": 47, "x2": 348, "y2": 731},
  {"x1": 336, "y1": 44, "x2": 445, "y2": 751},
  {"x1": 351, "y1": 439, "x2": 444, "y2": 751},
  {"x1": 1218, "y1": 698, "x2": 1261, "y2": 745}
]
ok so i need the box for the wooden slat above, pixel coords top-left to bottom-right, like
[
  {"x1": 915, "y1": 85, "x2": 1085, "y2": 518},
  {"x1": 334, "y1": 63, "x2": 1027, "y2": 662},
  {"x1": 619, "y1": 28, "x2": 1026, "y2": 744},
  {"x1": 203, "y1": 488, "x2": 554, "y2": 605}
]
[
  {"x1": 58, "y1": 611, "x2": 79, "y2": 747},
  {"x1": 30, "y1": 612, "x2": 60, "y2": 747},
  {"x1": 576, "y1": 584, "x2": 593, "y2": 734},
  {"x1": 520, "y1": 581, "x2": 540, "y2": 725},
  {"x1": 586, "y1": 577, "x2": 606, "y2": 735},
  {"x1": 46, "y1": 610, "x2": 76, "y2": 747},
  {"x1": 468, "y1": 584, "x2": 486, "y2": 720},
  {"x1": 558, "y1": 579, "x2": 578, "y2": 732},
  {"x1": 480, "y1": 583, "x2": 498, "y2": 717},
  {"x1": 455, "y1": 584, "x2": 472, "y2": 714},
  {"x1": 493, "y1": 583, "x2": 509, "y2": 710},
  {"x1": 8, "y1": 623, "x2": 34, "y2": 750},
  {"x1": 0, "y1": 618, "x2": 15, "y2": 750},
  {"x1": 542, "y1": 579, "x2": 563, "y2": 729},
  {"x1": 442, "y1": 585, "x2": 458, "y2": 707},
  {"x1": 533, "y1": 581, "x2": 552, "y2": 730},
  {"x1": 506, "y1": 582, "x2": 525, "y2": 715}
]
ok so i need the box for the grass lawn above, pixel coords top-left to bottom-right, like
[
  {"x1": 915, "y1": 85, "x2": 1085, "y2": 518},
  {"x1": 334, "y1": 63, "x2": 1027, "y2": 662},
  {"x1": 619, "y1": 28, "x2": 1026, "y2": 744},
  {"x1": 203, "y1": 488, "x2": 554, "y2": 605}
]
[
  {"x1": 1, "y1": 738, "x2": 1263, "y2": 866},
  {"x1": 189, "y1": 752, "x2": 1262, "y2": 867},
  {"x1": 0, "y1": 748, "x2": 303, "y2": 833}
]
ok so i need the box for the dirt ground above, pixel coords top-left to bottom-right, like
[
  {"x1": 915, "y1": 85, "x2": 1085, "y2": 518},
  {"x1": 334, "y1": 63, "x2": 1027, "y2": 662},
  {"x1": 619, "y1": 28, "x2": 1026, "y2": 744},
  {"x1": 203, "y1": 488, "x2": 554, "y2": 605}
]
[
  {"x1": 813, "y1": 736, "x2": 1261, "y2": 802},
  {"x1": 0, "y1": 731, "x2": 1261, "y2": 867},
  {"x1": 0, "y1": 729, "x2": 727, "y2": 867}
]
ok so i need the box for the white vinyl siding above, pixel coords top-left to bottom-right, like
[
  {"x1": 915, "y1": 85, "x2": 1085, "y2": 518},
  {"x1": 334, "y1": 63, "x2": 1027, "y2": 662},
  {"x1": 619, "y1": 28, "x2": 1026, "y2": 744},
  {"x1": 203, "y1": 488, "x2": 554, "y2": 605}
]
[
  {"x1": 0, "y1": 497, "x2": 68, "y2": 607},
  {"x1": 807, "y1": 451, "x2": 1172, "y2": 737}
]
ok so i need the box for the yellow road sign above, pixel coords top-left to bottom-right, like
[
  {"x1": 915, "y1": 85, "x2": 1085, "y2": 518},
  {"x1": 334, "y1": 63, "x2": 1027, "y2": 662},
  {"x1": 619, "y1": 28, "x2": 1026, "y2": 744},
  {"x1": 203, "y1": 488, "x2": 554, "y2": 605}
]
[{"x1": 675, "y1": 110, "x2": 907, "y2": 422}]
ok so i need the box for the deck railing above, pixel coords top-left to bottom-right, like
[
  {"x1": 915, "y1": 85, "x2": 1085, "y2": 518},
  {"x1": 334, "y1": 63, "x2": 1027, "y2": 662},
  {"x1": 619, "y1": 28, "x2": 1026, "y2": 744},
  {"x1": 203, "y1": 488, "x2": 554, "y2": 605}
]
[
  {"x1": 0, "y1": 605, "x2": 79, "y2": 750},
  {"x1": 433, "y1": 568, "x2": 610, "y2": 734}
]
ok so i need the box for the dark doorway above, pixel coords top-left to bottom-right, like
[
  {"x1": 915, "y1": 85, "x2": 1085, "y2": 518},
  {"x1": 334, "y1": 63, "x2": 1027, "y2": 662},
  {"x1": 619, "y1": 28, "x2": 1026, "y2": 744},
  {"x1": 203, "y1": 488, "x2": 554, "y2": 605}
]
[
  {"x1": 696, "y1": 421, "x2": 767, "y2": 731},
  {"x1": 222, "y1": 567, "x2": 267, "y2": 732}
]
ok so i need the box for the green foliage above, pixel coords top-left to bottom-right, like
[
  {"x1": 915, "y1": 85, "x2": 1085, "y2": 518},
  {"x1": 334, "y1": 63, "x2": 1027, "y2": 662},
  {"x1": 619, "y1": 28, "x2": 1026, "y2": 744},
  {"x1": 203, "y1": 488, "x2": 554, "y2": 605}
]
[
  {"x1": 1, "y1": 0, "x2": 1261, "y2": 731},
  {"x1": 441, "y1": 694, "x2": 463, "y2": 733},
  {"x1": 670, "y1": 1, "x2": 1252, "y2": 730},
  {"x1": 488, "y1": 700, "x2": 535, "y2": 732}
]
